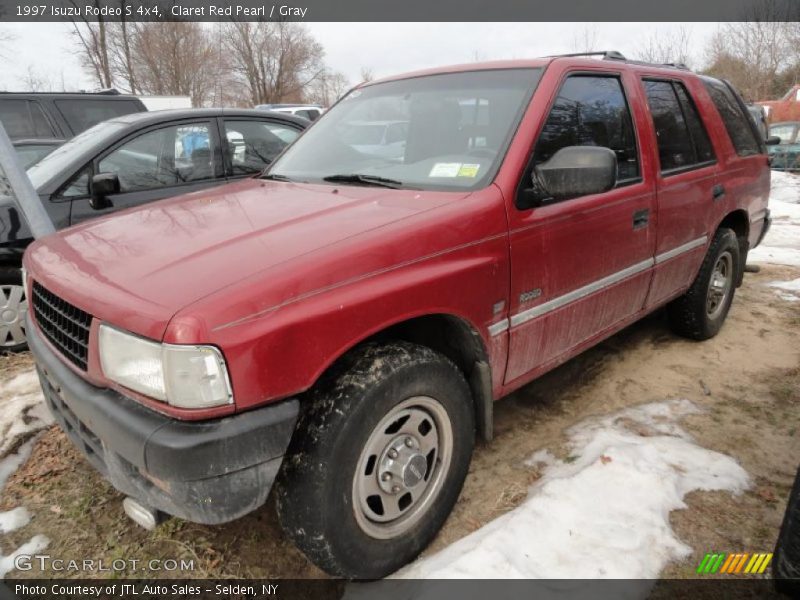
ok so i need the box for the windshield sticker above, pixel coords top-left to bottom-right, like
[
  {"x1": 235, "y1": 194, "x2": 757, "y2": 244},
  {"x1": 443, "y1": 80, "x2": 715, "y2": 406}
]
[
  {"x1": 457, "y1": 163, "x2": 481, "y2": 178},
  {"x1": 429, "y1": 163, "x2": 462, "y2": 178}
]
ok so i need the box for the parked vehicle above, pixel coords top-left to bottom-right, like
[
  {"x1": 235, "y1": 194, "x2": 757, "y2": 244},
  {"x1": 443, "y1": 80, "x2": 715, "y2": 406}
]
[
  {"x1": 342, "y1": 120, "x2": 409, "y2": 160},
  {"x1": 747, "y1": 104, "x2": 769, "y2": 141},
  {"x1": 0, "y1": 108, "x2": 307, "y2": 351},
  {"x1": 23, "y1": 52, "x2": 772, "y2": 578},
  {"x1": 757, "y1": 84, "x2": 800, "y2": 122},
  {"x1": 256, "y1": 103, "x2": 324, "y2": 121},
  {"x1": 768, "y1": 121, "x2": 800, "y2": 172},
  {"x1": 11, "y1": 138, "x2": 64, "y2": 168},
  {"x1": 0, "y1": 90, "x2": 147, "y2": 165}
]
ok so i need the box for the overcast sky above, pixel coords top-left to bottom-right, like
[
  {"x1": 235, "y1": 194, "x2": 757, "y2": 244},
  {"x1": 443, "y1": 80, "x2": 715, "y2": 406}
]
[{"x1": 0, "y1": 22, "x2": 720, "y2": 95}]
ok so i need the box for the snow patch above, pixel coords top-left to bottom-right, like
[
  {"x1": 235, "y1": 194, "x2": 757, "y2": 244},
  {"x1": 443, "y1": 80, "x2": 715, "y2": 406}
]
[
  {"x1": 0, "y1": 369, "x2": 52, "y2": 457},
  {"x1": 0, "y1": 534, "x2": 49, "y2": 578},
  {"x1": 767, "y1": 278, "x2": 800, "y2": 301},
  {"x1": 0, "y1": 507, "x2": 30, "y2": 533},
  {"x1": 393, "y1": 399, "x2": 749, "y2": 580},
  {"x1": 750, "y1": 172, "x2": 800, "y2": 267}
]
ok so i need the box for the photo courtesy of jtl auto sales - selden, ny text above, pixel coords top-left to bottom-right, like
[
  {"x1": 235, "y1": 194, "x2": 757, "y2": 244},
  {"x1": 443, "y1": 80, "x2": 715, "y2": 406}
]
[{"x1": 0, "y1": 0, "x2": 799, "y2": 599}]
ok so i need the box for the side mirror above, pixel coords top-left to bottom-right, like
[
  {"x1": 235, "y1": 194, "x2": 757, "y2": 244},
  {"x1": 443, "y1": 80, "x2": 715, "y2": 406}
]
[
  {"x1": 517, "y1": 146, "x2": 617, "y2": 210},
  {"x1": 765, "y1": 135, "x2": 782, "y2": 146},
  {"x1": 90, "y1": 173, "x2": 119, "y2": 210}
]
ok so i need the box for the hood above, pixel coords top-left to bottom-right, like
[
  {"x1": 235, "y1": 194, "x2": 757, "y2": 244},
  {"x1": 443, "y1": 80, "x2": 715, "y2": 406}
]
[{"x1": 25, "y1": 178, "x2": 463, "y2": 340}]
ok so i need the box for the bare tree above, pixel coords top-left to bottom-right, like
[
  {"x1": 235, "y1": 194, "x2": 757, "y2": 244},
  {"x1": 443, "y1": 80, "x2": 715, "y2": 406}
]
[
  {"x1": 636, "y1": 27, "x2": 692, "y2": 67},
  {"x1": 70, "y1": 0, "x2": 114, "y2": 89},
  {"x1": 223, "y1": 22, "x2": 325, "y2": 106},
  {"x1": 305, "y1": 69, "x2": 350, "y2": 106},
  {"x1": 703, "y1": 21, "x2": 792, "y2": 100},
  {"x1": 130, "y1": 22, "x2": 220, "y2": 106},
  {"x1": 571, "y1": 26, "x2": 599, "y2": 54},
  {"x1": 359, "y1": 67, "x2": 374, "y2": 84}
]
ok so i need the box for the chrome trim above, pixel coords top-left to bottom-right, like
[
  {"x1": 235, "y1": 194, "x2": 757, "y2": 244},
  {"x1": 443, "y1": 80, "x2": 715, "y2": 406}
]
[
  {"x1": 509, "y1": 258, "x2": 654, "y2": 328},
  {"x1": 654, "y1": 236, "x2": 707, "y2": 264},
  {"x1": 488, "y1": 319, "x2": 510, "y2": 336}
]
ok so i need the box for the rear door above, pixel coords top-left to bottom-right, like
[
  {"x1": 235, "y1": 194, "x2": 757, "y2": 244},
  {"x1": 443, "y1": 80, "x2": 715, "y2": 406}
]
[
  {"x1": 69, "y1": 119, "x2": 223, "y2": 225},
  {"x1": 504, "y1": 68, "x2": 657, "y2": 384},
  {"x1": 640, "y1": 77, "x2": 721, "y2": 308}
]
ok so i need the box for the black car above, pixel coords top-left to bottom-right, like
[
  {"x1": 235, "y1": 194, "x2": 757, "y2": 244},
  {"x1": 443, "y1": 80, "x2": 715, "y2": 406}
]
[
  {"x1": 0, "y1": 90, "x2": 147, "y2": 165},
  {"x1": 0, "y1": 108, "x2": 307, "y2": 351}
]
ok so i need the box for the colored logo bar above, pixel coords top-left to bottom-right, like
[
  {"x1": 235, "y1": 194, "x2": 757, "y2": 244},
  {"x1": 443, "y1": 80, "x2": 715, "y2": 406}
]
[{"x1": 696, "y1": 552, "x2": 773, "y2": 574}]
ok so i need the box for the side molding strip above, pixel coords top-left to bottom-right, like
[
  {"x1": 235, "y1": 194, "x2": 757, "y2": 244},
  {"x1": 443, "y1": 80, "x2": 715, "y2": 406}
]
[
  {"x1": 487, "y1": 236, "x2": 707, "y2": 336},
  {"x1": 654, "y1": 235, "x2": 708, "y2": 264},
  {"x1": 509, "y1": 258, "x2": 655, "y2": 328}
]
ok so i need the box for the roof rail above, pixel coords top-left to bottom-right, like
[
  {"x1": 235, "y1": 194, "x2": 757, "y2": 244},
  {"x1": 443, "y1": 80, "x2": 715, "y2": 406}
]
[{"x1": 547, "y1": 51, "x2": 627, "y2": 61}]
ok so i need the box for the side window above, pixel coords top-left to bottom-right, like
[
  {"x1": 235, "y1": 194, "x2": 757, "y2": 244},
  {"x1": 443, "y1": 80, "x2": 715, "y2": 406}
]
[
  {"x1": 534, "y1": 75, "x2": 639, "y2": 183},
  {"x1": 0, "y1": 99, "x2": 55, "y2": 139},
  {"x1": 224, "y1": 120, "x2": 299, "y2": 175},
  {"x1": 643, "y1": 80, "x2": 715, "y2": 172},
  {"x1": 674, "y1": 85, "x2": 715, "y2": 163},
  {"x1": 59, "y1": 167, "x2": 91, "y2": 198},
  {"x1": 98, "y1": 122, "x2": 213, "y2": 193},
  {"x1": 702, "y1": 79, "x2": 760, "y2": 157}
]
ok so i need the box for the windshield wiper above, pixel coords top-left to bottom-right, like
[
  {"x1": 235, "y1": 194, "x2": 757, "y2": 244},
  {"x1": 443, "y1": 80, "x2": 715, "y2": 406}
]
[
  {"x1": 322, "y1": 174, "x2": 404, "y2": 189},
  {"x1": 261, "y1": 173, "x2": 293, "y2": 182}
]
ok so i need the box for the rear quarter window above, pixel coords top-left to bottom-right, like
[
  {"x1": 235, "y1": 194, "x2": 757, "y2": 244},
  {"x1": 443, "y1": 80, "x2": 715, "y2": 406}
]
[
  {"x1": 55, "y1": 99, "x2": 143, "y2": 134},
  {"x1": 702, "y1": 79, "x2": 761, "y2": 157},
  {"x1": 0, "y1": 99, "x2": 55, "y2": 139}
]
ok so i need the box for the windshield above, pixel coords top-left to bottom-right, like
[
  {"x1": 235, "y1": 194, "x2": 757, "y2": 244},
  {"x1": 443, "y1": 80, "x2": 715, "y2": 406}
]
[
  {"x1": 27, "y1": 120, "x2": 128, "y2": 189},
  {"x1": 268, "y1": 68, "x2": 542, "y2": 191}
]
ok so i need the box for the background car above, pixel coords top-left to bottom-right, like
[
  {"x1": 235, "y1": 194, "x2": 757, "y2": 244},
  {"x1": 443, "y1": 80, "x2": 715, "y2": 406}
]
[
  {"x1": 11, "y1": 138, "x2": 65, "y2": 168},
  {"x1": 0, "y1": 90, "x2": 147, "y2": 166},
  {"x1": 768, "y1": 121, "x2": 800, "y2": 172},
  {"x1": 0, "y1": 108, "x2": 307, "y2": 352},
  {"x1": 255, "y1": 103, "x2": 324, "y2": 121}
]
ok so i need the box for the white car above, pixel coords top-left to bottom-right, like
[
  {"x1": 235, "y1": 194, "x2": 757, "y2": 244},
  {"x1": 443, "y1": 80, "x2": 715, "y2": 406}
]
[{"x1": 255, "y1": 104, "x2": 324, "y2": 121}]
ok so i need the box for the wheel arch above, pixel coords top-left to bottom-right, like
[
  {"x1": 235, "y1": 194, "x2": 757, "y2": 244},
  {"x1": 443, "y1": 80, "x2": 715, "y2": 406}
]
[
  {"x1": 716, "y1": 209, "x2": 750, "y2": 286},
  {"x1": 315, "y1": 312, "x2": 495, "y2": 442}
]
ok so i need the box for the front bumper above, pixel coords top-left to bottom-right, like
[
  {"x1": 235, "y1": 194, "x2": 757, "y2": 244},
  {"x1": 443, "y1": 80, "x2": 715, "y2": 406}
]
[{"x1": 28, "y1": 323, "x2": 299, "y2": 525}]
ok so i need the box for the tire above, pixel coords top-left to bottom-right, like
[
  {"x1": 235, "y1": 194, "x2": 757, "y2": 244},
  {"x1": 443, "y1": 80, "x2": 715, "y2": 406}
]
[
  {"x1": 275, "y1": 341, "x2": 475, "y2": 579},
  {"x1": 774, "y1": 466, "x2": 800, "y2": 594},
  {"x1": 0, "y1": 266, "x2": 28, "y2": 353},
  {"x1": 668, "y1": 228, "x2": 740, "y2": 341}
]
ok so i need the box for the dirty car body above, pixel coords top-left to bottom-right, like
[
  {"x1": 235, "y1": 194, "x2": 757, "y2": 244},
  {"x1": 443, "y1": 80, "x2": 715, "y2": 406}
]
[{"x1": 24, "y1": 54, "x2": 771, "y2": 577}]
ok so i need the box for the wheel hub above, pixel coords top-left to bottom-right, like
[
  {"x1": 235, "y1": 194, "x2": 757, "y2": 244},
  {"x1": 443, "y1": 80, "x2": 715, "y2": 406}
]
[
  {"x1": 377, "y1": 435, "x2": 428, "y2": 493},
  {"x1": 352, "y1": 396, "x2": 453, "y2": 539},
  {"x1": 0, "y1": 284, "x2": 27, "y2": 347}
]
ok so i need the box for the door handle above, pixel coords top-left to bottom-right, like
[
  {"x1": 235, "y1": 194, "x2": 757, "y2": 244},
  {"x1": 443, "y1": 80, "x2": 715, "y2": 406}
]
[
  {"x1": 712, "y1": 184, "x2": 725, "y2": 200},
  {"x1": 632, "y1": 208, "x2": 650, "y2": 230}
]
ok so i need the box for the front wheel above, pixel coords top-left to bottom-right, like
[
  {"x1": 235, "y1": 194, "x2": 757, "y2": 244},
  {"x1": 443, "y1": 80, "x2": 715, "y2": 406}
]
[
  {"x1": 275, "y1": 342, "x2": 475, "y2": 579},
  {"x1": 0, "y1": 267, "x2": 28, "y2": 353},
  {"x1": 668, "y1": 228, "x2": 740, "y2": 341}
]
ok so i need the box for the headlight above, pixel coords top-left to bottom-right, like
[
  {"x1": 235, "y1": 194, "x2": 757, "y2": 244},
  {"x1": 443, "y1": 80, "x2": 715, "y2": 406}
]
[{"x1": 99, "y1": 325, "x2": 233, "y2": 409}]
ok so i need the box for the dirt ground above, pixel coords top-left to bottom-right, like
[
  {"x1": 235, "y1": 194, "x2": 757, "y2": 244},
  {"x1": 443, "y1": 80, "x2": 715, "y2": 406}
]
[{"x1": 1, "y1": 263, "x2": 798, "y2": 579}]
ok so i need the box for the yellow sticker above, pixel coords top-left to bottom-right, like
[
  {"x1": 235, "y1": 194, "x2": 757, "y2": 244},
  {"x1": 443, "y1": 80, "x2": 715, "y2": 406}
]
[{"x1": 457, "y1": 163, "x2": 480, "y2": 178}]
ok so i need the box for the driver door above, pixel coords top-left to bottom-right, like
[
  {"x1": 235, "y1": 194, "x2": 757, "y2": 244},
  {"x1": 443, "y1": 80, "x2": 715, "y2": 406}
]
[
  {"x1": 504, "y1": 70, "x2": 657, "y2": 385},
  {"x1": 69, "y1": 119, "x2": 222, "y2": 225}
]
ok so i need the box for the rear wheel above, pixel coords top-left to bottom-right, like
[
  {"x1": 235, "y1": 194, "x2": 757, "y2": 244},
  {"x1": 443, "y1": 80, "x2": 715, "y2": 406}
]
[
  {"x1": 275, "y1": 342, "x2": 475, "y2": 579},
  {"x1": 668, "y1": 228, "x2": 739, "y2": 341},
  {"x1": 0, "y1": 267, "x2": 27, "y2": 353}
]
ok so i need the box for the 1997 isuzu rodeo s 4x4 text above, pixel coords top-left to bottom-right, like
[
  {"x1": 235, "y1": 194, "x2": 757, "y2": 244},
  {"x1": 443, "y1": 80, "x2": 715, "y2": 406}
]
[{"x1": 23, "y1": 52, "x2": 772, "y2": 578}]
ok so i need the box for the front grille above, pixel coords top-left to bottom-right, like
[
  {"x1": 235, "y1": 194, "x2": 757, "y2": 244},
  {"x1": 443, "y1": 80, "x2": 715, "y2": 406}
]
[{"x1": 31, "y1": 282, "x2": 92, "y2": 370}]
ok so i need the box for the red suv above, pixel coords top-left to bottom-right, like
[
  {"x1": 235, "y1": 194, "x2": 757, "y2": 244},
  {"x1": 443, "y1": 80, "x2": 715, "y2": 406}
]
[{"x1": 23, "y1": 52, "x2": 771, "y2": 578}]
